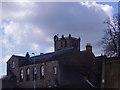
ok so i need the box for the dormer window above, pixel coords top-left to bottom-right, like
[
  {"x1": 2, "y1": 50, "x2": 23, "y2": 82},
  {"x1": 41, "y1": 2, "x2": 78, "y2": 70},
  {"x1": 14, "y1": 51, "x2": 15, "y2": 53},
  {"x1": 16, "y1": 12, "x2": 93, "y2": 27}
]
[{"x1": 12, "y1": 61, "x2": 15, "y2": 68}]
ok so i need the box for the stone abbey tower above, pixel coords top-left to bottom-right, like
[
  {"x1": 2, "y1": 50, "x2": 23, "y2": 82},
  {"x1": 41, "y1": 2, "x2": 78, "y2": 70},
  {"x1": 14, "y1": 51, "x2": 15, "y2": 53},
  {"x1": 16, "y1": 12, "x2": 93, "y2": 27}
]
[{"x1": 54, "y1": 34, "x2": 80, "y2": 51}]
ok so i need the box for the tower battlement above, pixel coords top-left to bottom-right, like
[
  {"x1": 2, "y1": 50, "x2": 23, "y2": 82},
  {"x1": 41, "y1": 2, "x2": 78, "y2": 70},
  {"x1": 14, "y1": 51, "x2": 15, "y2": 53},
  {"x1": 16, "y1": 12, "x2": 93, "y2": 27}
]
[{"x1": 54, "y1": 34, "x2": 80, "y2": 51}]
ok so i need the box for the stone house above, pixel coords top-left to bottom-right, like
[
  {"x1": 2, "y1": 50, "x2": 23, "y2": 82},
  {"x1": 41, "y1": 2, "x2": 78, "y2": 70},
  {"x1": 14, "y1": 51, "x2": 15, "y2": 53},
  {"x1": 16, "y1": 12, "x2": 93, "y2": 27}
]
[{"x1": 2, "y1": 34, "x2": 101, "y2": 88}]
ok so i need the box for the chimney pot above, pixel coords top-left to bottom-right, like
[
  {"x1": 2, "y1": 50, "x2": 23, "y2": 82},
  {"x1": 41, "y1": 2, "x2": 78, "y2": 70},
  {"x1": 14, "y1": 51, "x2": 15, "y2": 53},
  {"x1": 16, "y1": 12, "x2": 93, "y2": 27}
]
[
  {"x1": 40, "y1": 53, "x2": 44, "y2": 55},
  {"x1": 69, "y1": 34, "x2": 71, "y2": 38},
  {"x1": 61, "y1": 35, "x2": 65, "y2": 40}
]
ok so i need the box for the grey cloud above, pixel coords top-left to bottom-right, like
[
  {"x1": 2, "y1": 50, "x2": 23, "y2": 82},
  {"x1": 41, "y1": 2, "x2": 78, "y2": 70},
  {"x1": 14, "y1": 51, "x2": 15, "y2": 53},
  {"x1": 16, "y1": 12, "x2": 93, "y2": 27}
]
[{"x1": 2, "y1": 2, "x2": 113, "y2": 55}]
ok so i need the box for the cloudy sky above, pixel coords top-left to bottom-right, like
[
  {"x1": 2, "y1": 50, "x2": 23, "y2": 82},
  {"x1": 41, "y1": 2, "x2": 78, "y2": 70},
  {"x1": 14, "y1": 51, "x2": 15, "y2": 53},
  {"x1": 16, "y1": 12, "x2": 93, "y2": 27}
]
[{"x1": 0, "y1": 1, "x2": 118, "y2": 77}]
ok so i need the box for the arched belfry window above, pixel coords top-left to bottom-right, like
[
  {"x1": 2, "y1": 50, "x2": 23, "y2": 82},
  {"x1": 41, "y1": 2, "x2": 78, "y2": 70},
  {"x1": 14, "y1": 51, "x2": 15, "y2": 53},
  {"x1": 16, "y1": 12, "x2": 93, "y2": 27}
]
[
  {"x1": 33, "y1": 67, "x2": 37, "y2": 80},
  {"x1": 40, "y1": 65, "x2": 44, "y2": 79},
  {"x1": 26, "y1": 68, "x2": 30, "y2": 81},
  {"x1": 20, "y1": 69, "x2": 24, "y2": 81}
]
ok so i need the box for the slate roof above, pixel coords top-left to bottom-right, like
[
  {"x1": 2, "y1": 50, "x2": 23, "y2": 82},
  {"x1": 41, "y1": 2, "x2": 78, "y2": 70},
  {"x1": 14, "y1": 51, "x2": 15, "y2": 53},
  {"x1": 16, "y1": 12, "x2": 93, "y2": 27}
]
[
  {"x1": 16, "y1": 48, "x2": 74, "y2": 67},
  {"x1": 13, "y1": 47, "x2": 96, "y2": 67},
  {"x1": 29, "y1": 48, "x2": 74, "y2": 64}
]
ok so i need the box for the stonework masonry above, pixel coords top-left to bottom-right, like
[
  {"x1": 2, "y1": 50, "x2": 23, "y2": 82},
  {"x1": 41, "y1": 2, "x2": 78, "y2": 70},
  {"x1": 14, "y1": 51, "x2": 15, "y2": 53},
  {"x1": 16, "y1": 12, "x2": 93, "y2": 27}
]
[{"x1": 17, "y1": 61, "x2": 58, "y2": 88}]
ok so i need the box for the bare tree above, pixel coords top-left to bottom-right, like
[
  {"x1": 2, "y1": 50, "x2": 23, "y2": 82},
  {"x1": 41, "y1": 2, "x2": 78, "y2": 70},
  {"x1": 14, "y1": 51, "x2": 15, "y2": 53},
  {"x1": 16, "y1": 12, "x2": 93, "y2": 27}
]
[{"x1": 102, "y1": 16, "x2": 120, "y2": 57}]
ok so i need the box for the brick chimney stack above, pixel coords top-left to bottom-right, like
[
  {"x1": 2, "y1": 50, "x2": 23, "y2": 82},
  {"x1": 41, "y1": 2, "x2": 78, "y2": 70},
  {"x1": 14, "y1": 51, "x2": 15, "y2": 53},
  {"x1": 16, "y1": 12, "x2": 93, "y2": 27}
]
[{"x1": 86, "y1": 43, "x2": 92, "y2": 52}]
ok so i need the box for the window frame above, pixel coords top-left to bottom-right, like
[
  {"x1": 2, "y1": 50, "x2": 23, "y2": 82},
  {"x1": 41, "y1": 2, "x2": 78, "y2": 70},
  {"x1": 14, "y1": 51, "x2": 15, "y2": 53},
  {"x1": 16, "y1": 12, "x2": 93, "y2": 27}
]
[
  {"x1": 12, "y1": 61, "x2": 15, "y2": 68},
  {"x1": 33, "y1": 67, "x2": 37, "y2": 80},
  {"x1": 26, "y1": 68, "x2": 30, "y2": 81},
  {"x1": 61, "y1": 41, "x2": 63, "y2": 48},
  {"x1": 65, "y1": 41, "x2": 67, "y2": 47},
  {"x1": 20, "y1": 69, "x2": 24, "y2": 81},
  {"x1": 53, "y1": 66, "x2": 57, "y2": 75},
  {"x1": 40, "y1": 65, "x2": 44, "y2": 79}
]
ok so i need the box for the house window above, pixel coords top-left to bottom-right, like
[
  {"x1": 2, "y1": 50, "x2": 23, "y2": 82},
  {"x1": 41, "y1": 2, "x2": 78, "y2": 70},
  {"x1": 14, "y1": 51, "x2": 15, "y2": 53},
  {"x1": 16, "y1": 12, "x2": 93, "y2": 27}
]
[
  {"x1": 53, "y1": 66, "x2": 57, "y2": 75},
  {"x1": 61, "y1": 42, "x2": 63, "y2": 48},
  {"x1": 26, "y1": 68, "x2": 30, "y2": 81},
  {"x1": 40, "y1": 65, "x2": 44, "y2": 79},
  {"x1": 20, "y1": 69, "x2": 24, "y2": 81},
  {"x1": 72, "y1": 42, "x2": 77, "y2": 47},
  {"x1": 12, "y1": 61, "x2": 15, "y2": 68},
  {"x1": 65, "y1": 41, "x2": 67, "y2": 47},
  {"x1": 33, "y1": 67, "x2": 37, "y2": 80}
]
